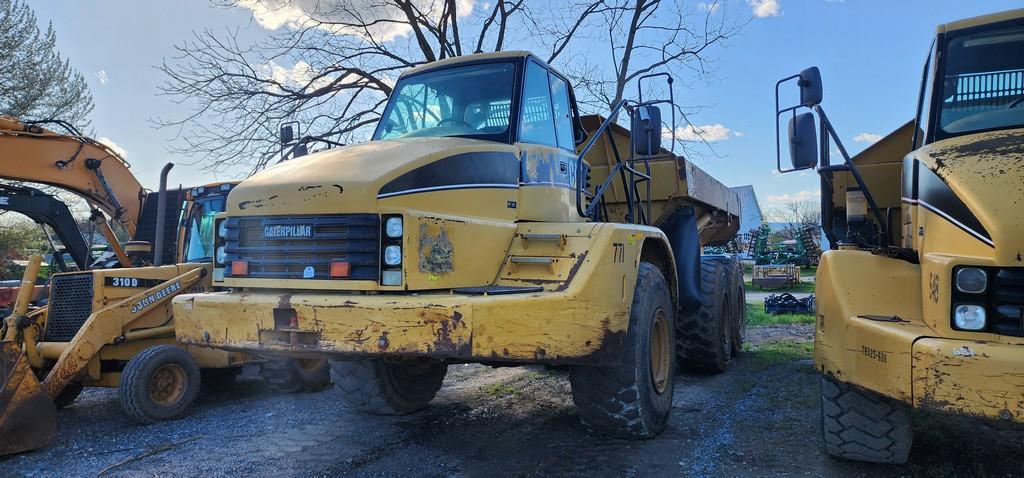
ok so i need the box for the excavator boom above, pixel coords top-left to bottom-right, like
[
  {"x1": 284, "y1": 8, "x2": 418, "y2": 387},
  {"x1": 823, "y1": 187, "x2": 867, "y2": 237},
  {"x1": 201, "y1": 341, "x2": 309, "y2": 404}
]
[{"x1": 0, "y1": 116, "x2": 146, "y2": 236}]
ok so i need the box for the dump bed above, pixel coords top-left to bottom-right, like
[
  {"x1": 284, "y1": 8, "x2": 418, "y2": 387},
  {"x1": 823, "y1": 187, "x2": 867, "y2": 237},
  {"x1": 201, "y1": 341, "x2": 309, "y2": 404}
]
[{"x1": 580, "y1": 115, "x2": 741, "y2": 246}]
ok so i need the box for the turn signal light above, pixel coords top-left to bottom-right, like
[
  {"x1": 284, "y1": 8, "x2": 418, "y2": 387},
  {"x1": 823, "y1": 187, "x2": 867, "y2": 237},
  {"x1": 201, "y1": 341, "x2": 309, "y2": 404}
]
[
  {"x1": 329, "y1": 261, "x2": 351, "y2": 278},
  {"x1": 231, "y1": 260, "x2": 249, "y2": 276}
]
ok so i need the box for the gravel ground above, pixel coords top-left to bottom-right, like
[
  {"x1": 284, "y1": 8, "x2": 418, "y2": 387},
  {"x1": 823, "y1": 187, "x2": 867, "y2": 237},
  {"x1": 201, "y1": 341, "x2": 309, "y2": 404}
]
[{"x1": 3, "y1": 325, "x2": 1023, "y2": 477}]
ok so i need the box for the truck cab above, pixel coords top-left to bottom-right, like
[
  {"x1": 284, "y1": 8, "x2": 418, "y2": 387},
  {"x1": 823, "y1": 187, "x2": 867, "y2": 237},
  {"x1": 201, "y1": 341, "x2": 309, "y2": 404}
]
[{"x1": 775, "y1": 8, "x2": 1024, "y2": 464}]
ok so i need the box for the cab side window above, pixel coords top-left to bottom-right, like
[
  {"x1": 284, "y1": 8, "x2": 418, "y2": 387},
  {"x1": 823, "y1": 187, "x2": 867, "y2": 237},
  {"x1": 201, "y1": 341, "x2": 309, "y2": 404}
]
[
  {"x1": 548, "y1": 73, "x2": 575, "y2": 151},
  {"x1": 519, "y1": 60, "x2": 557, "y2": 147}
]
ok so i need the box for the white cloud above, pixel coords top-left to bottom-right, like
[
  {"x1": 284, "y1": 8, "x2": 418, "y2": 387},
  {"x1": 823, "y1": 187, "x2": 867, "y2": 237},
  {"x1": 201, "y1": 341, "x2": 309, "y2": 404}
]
[
  {"x1": 854, "y1": 132, "x2": 882, "y2": 144},
  {"x1": 97, "y1": 137, "x2": 126, "y2": 158},
  {"x1": 748, "y1": 0, "x2": 780, "y2": 18},
  {"x1": 767, "y1": 188, "x2": 820, "y2": 204},
  {"x1": 235, "y1": 0, "x2": 476, "y2": 41},
  {"x1": 697, "y1": 2, "x2": 721, "y2": 13},
  {"x1": 95, "y1": 70, "x2": 108, "y2": 86},
  {"x1": 259, "y1": 60, "x2": 339, "y2": 92},
  {"x1": 666, "y1": 123, "x2": 734, "y2": 142},
  {"x1": 732, "y1": 131, "x2": 744, "y2": 137}
]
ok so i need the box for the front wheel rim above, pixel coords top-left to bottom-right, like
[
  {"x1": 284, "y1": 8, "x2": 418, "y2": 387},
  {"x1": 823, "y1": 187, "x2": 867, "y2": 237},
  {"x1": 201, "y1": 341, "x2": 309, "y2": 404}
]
[
  {"x1": 150, "y1": 363, "x2": 187, "y2": 406},
  {"x1": 649, "y1": 309, "x2": 671, "y2": 394}
]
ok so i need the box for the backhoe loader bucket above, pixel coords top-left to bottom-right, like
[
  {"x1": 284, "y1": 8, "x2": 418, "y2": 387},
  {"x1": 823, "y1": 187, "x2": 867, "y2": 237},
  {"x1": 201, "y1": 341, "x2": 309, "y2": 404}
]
[{"x1": 0, "y1": 340, "x2": 56, "y2": 455}]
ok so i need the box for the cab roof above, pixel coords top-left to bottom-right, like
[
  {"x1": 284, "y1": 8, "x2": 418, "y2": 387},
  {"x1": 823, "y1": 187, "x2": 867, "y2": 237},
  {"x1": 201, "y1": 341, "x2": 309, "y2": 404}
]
[
  {"x1": 939, "y1": 8, "x2": 1024, "y2": 33},
  {"x1": 402, "y1": 51, "x2": 533, "y2": 77}
]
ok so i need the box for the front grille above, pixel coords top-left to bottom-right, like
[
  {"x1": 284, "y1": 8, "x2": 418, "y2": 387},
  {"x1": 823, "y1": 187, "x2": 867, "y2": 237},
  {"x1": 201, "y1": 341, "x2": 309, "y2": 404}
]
[
  {"x1": 224, "y1": 215, "x2": 380, "y2": 280},
  {"x1": 44, "y1": 273, "x2": 94, "y2": 342},
  {"x1": 990, "y1": 268, "x2": 1024, "y2": 337}
]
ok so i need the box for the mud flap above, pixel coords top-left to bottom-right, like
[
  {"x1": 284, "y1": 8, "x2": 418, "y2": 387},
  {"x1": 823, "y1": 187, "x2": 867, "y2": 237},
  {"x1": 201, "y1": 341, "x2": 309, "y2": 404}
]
[{"x1": 0, "y1": 340, "x2": 56, "y2": 455}]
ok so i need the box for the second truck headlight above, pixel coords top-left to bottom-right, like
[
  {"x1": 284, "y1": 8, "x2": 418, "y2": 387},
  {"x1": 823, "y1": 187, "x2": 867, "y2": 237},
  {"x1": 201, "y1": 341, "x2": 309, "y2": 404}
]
[
  {"x1": 384, "y1": 245, "x2": 402, "y2": 266},
  {"x1": 385, "y1": 217, "x2": 403, "y2": 238},
  {"x1": 955, "y1": 267, "x2": 987, "y2": 294},
  {"x1": 953, "y1": 304, "x2": 986, "y2": 331}
]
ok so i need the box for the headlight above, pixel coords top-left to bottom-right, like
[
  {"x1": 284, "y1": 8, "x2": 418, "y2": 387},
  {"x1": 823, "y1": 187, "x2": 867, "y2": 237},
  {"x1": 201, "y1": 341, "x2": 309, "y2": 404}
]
[
  {"x1": 384, "y1": 245, "x2": 402, "y2": 266},
  {"x1": 955, "y1": 267, "x2": 987, "y2": 294},
  {"x1": 385, "y1": 217, "x2": 403, "y2": 238},
  {"x1": 215, "y1": 246, "x2": 227, "y2": 265},
  {"x1": 953, "y1": 304, "x2": 986, "y2": 331}
]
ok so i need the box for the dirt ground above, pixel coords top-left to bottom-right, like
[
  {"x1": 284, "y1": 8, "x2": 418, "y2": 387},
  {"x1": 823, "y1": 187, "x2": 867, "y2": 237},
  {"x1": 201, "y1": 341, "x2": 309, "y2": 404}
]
[{"x1": 3, "y1": 325, "x2": 1023, "y2": 478}]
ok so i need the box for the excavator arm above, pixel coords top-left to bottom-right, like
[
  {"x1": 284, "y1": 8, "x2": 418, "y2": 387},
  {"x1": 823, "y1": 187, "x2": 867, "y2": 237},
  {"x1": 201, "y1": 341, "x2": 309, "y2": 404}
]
[{"x1": 0, "y1": 116, "x2": 146, "y2": 237}]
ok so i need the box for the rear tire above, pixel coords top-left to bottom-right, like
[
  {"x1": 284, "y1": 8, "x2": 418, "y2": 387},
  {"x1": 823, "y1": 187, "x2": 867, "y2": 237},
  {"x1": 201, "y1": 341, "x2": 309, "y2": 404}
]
[
  {"x1": 330, "y1": 358, "x2": 447, "y2": 415},
  {"x1": 260, "y1": 358, "x2": 331, "y2": 393},
  {"x1": 677, "y1": 259, "x2": 732, "y2": 373},
  {"x1": 569, "y1": 262, "x2": 675, "y2": 438},
  {"x1": 728, "y1": 261, "x2": 746, "y2": 355},
  {"x1": 820, "y1": 374, "x2": 912, "y2": 464},
  {"x1": 118, "y1": 345, "x2": 201, "y2": 424}
]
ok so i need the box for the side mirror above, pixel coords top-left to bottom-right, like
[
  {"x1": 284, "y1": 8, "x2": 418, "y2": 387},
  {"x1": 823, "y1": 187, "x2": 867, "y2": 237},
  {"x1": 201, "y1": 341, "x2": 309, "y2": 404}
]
[
  {"x1": 631, "y1": 104, "x2": 662, "y2": 156},
  {"x1": 788, "y1": 112, "x2": 818, "y2": 170},
  {"x1": 280, "y1": 124, "x2": 295, "y2": 146},
  {"x1": 293, "y1": 142, "x2": 308, "y2": 158},
  {"x1": 798, "y1": 67, "x2": 823, "y2": 107}
]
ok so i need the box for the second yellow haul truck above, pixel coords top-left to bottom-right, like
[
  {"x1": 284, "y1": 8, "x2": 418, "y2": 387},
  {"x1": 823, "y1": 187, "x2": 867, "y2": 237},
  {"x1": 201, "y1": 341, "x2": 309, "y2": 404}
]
[
  {"x1": 774, "y1": 8, "x2": 1024, "y2": 465},
  {"x1": 172, "y1": 51, "x2": 744, "y2": 437}
]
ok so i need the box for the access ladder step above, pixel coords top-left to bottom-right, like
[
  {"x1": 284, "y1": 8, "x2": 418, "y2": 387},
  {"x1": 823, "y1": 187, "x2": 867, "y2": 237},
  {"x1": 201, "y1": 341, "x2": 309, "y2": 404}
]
[{"x1": 518, "y1": 233, "x2": 567, "y2": 250}]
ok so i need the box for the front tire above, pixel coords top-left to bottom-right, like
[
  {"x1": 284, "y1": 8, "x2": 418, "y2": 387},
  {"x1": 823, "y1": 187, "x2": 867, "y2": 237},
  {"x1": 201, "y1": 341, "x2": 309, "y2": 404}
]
[
  {"x1": 569, "y1": 262, "x2": 675, "y2": 438},
  {"x1": 820, "y1": 374, "x2": 912, "y2": 464},
  {"x1": 118, "y1": 345, "x2": 201, "y2": 424},
  {"x1": 330, "y1": 358, "x2": 447, "y2": 415}
]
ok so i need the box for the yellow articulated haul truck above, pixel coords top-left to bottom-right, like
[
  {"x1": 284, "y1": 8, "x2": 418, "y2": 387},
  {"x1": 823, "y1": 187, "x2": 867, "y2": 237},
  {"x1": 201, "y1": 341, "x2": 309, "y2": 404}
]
[
  {"x1": 774, "y1": 9, "x2": 1024, "y2": 464},
  {"x1": 0, "y1": 118, "x2": 328, "y2": 455},
  {"x1": 172, "y1": 51, "x2": 744, "y2": 437}
]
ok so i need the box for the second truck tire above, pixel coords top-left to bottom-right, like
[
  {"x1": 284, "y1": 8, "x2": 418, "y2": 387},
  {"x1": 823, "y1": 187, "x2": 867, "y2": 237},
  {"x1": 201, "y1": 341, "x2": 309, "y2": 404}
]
[
  {"x1": 820, "y1": 374, "x2": 912, "y2": 464},
  {"x1": 569, "y1": 262, "x2": 675, "y2": 438},
  {"x1": 330, "y1": 358, "x2": 447, "y2": 415}
]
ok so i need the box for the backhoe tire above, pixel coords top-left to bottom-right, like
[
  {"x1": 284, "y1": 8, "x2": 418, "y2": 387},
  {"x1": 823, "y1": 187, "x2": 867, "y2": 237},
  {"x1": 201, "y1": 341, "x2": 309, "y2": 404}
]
[
  {"x1": 677, "y1": 259, "x2": 732, "y2": 373},
  {"x1": 569, "y1": 262, "x2": 675, "y2": 438},
  {"x1": 260, "y1": 358, "x2": 331, "y2": 393},
  {"x1": 53, "y1": 381, "x2": 84, "y2": 409},
  {"x1": 119, "y1": 345, "x2": 201, "y2": 424},
  {"x1": 820, "y1": 374, "x2": 912, "y2": 464},
  {"x1": 330, "y1": 358, "x2": 447, "y2": 415}
]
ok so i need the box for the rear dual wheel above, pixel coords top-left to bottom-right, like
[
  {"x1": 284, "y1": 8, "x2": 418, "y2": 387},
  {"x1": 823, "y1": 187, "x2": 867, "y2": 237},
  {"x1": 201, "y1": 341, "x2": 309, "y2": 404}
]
[
  {"x1": 330, "y1": 358, "x2": 447, "y2": 415},
  {"x1": 678, "y1": 258, "x2": 745, "y2": 373},
  {"x1": 260, "y1": 358, "x2": 331, "y2": 393}
]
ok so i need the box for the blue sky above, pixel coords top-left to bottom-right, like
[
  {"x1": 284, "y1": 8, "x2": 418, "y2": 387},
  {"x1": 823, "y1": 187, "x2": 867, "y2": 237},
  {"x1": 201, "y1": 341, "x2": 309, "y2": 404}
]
[{"x1": 30, "y1": 0, "x2": 1023, "y2": 216}]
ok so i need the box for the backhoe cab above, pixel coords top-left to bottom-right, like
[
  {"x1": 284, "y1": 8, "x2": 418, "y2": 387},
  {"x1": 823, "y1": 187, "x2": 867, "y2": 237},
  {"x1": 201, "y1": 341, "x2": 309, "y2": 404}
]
[
  {"x1": 172, "y1": 51, "x2": 744, "y2": 438},
  {"x1": 775, "y1": 9, "x2": 1024, "y2": 464}
]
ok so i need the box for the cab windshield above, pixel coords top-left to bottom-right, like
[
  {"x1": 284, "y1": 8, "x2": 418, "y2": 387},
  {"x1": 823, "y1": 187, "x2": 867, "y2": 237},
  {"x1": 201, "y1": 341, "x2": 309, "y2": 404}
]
[
  {"x1": 372, "y1": 62, "x2": 516, "y2": 142},
  {"x1": 937, "y1": 24, "x2": 1024, "y2": 139},
  {"x1": 183, "y1": 195, "x2": 226, "y2": 262}
]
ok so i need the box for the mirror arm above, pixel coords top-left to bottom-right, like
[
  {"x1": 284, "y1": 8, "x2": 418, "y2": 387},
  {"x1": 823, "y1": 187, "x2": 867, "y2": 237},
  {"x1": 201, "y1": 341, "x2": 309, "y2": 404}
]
[{"x1": 814, "y1": 105, "x2": 889, "y2": 247}]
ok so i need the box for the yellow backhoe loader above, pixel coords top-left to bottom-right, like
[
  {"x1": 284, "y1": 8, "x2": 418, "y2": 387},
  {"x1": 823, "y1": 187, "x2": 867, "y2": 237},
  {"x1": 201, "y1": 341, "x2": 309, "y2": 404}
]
[
  {"x1": 0, "y1": 117, "x2": 329, "y2": 455},
  {"x1": 774, "y1": 8, "x2": 1024, "y2": 464},
  {"x1": 171, "y1": 52, "x2": 745, "y2": 438}
]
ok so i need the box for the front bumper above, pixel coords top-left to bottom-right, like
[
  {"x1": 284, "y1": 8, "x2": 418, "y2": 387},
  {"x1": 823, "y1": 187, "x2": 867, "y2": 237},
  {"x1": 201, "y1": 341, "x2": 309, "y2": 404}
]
[
  {"x1": 913, "y1": 337, "x2": 1024, "y2": 423},
  {"x1": 172, "y1": 288, "x2": 629, "y2": 366}
]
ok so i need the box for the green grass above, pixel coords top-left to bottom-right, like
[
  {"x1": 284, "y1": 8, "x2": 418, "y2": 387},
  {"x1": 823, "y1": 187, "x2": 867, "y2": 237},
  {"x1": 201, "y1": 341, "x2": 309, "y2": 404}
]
[
  {"x1": 742, "y1": 340, "x2": 814, "y2": 372},
  {"x1": 745, "y1": 303, "x2": 815, "y2": 326},
  {"x1": 745, "y1": 281, "x2": 816, "y2": 293},
  {"x1": 479, "y1": 382, "x2": 519, "y2": 398}
]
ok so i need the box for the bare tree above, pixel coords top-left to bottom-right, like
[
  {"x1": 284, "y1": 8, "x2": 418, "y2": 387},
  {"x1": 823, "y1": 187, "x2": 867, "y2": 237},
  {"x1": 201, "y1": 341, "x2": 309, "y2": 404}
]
[
  {"x1": 0, "y1": 0, "x2": 94, "y2": 127},
  {"x1": 157, "y1": 0, "x2": 743, "y2": 174},
  {"x1": 768, "y1": 200, "x2": 821, "y2": 240}
]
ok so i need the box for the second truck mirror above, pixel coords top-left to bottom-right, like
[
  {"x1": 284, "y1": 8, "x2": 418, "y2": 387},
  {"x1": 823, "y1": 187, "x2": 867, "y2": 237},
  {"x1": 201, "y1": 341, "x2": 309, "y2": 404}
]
[
  {"x1": 788, "y1": 112, "x2": 818, "y2": 170},
  {"x1": 280, "y1": 125, "x2": 295, "y2": 146},
  {"x1": 631, "y1": 105, "x2": 662, "y2": 156}
]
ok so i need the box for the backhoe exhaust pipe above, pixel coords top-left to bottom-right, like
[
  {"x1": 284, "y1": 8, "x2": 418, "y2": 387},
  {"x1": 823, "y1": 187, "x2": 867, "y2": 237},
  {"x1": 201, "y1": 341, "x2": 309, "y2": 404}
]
[{"x1": 153, "y1": 163, "x2": 174, "y2": 266}]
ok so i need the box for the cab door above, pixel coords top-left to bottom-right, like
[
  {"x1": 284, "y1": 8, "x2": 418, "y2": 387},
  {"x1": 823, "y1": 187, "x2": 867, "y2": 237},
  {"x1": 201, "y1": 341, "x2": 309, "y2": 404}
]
[{"x1": 516, "y1": 58, "x2": 584, "y2": 222}]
